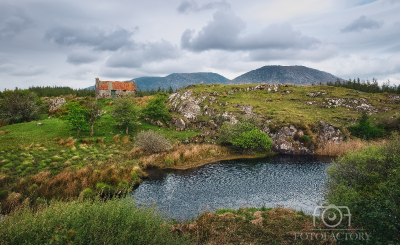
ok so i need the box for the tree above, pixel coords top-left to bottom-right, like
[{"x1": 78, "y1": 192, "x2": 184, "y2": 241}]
[
  {"x1": 63, "y1": 102, "x2": 91, "y2": 137},
  {"x1": 85, "y1": 100, "x2": 102, "y2": 136},
  {"x1": 0, "y1": 90, "x2": 38, "y2": 123},
  {"x1": 113, "y1": 96, "x2": 141, "y2": 135},
  {"x1": 142, "y1": 92, "x2": 170, "y2": 121}
]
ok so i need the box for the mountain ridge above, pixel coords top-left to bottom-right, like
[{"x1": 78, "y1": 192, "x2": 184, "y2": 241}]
[{"x1": 84, "y1": 66, "x2": 343, "y2": 90}]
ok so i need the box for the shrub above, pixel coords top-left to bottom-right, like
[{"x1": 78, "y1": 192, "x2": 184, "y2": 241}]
[
  {"x1": 325, "y1": 138, "x2": 400, "y2": 244},
  {"x1": 348, "y1": 113, "x2": 386, "y2": 140},
  {"x1": 165, "y1": 158, "x2": 173, "y2": 166},
  {"x1": 218, "y1": 121, "x2": 258, "y2": 145},
  {"x1": 142, "y1": 93, "x2": 170, "y2": 121},
  {"x1": 79, "y1": 188, "x2": 95, "y2": 200},
  {"x1": 134, "y1": 131, "x2": 171, "y2": 153},
  {"x1": 230, "y1": 129, "x2": 272, "y2": 151}
]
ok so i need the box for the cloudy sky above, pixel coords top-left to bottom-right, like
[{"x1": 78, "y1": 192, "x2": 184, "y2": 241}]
[{"x1": 1, "y1": 0, "x2": 400, "y2": 91}]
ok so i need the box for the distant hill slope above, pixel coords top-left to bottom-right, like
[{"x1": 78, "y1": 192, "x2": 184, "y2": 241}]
[
  {"x1": 231, "y1": 65, "x2": 342, "y2": 85},
  {"x1": 151, "y1": 72, "x2": 229, "y2": 90},
  {"x1": 85, "y1": 73, "x2": 229, "y2": 91}
]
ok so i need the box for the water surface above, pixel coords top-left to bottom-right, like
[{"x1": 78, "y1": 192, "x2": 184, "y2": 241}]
[{"x1": 132, "y1": 155, "x2": 333, "y2": 221}]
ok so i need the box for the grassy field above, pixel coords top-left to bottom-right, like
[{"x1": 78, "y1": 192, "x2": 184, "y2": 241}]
[{"x1": 185, "y1": 83, "x2": 399, "y2": 128}]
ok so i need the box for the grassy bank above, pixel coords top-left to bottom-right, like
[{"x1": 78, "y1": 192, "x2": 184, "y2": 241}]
[{"x1": 0, "y1": 198, "x2": 189, "y2": 244}]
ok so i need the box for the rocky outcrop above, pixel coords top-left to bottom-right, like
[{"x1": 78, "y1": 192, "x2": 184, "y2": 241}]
[
  {"x1": 47, "y1": 98, "x2": 66, "y2": 112},
  {"x1": 268, "y1": 125, "x2": 313, "y2": 155},
  {"x1": 316, "y1": 121, "x2": 343, "y2": 145},
  {"x1": 266, "y1": 121, "x2": 344, "y2": 155}
]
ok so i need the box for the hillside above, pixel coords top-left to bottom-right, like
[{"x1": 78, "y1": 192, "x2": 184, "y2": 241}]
[
  {"x1": 231, "y1": 65, "x2": 343, "y2": 85},
  {"x1": 167, "y1": 83, "x2": 399, "y2": 155}
]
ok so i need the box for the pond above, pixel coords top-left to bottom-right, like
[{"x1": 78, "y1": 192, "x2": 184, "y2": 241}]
[{"x1": 132, "y1": 155, "x2": 334, "y2": 221}]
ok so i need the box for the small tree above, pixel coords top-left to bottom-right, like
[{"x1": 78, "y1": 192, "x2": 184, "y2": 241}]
[
  {"x1": 85, "y1": 100, "x2": 102, "y2": 136},
  {"x1": 142, "y1": 92, "x2": 170, "y2": 121},
  {"x1": 113, "y1": 96, "x2": 141, "y2": 135},
  {"x1": 0, "y1": 90, "x2": 38, "y2": 123},
  {"x1": 63, "y1": 102, "x2": 91, "y2": 137}
]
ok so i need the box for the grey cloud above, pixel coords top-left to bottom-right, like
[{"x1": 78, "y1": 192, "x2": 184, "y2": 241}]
[
  {"x1": 177, "y1": 0, "x2": 230, "y2": 14},
  {"x1": 106, "y1": 39, "x2": 180, "y2": 68},
  {"x1": 45, "y1": 26, "x2": 137, "y2": 51},
  {"x1": 181, "y1": 10, "x2": 246, "y2": 51},
  {"x1": 0, "y1": 4, "x2": 33, "y2": 39},
  {"x1": 67, "y1": 53, "x2": 98, "y2": 65},
  {"x1": 181, "y1": 10, "x2": 319, "y2": 53},
  {"x1": 341, "y1": 15, "x2": 383, "y2": 33}
]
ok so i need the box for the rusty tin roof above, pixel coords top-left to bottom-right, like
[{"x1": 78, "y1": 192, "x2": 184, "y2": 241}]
[{"x1": 98, "y1": 81, "x2": 136, "y2": 91}]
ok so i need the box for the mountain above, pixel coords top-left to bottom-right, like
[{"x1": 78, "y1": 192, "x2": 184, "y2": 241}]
[
  {"x1": 84, "y1": 66, "x2": 343, "y2": 90},
  {"x1": 150, "y1": 72, "x2": 229, "y2": 90},
  {"x1": 231, "y1": 65, "x2": 342, "y2": 85},
  {"x1": 130, "y1": 77, "x2": 162, "y2": 91}
]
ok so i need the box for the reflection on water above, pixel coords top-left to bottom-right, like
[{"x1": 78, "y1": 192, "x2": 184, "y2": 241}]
[{"x1": 132, "y1": 155, "x2": 334, "y2": 221}]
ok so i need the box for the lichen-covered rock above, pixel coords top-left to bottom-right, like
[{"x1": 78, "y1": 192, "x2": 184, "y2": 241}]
[
  {"x1": 234, "y1": 104, "x2": 253, "y2": 115},
  {"x1": 204, "y1": 108, "x2": 217, "y2": 116},
  {"x1": 317, "y1": 121, "x2": 343, "y2": 145},
  {"x1": 177, "y1": 101, "x2": 201, "y2": 120},
  {"x1": 171, "y1": 117, "x2": 186, "y2": 129},
  {"x1": 222, "y1": 111, "x2": 238, "y2": 124},
  {"x1": 268, "y1": 125, "x2": 313, "y2": 155}
]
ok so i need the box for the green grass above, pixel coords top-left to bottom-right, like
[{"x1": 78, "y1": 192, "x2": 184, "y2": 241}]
[
  {"x1": 180, "y1": 84, "x2": 400, "y2": 128},
  {"x1": 0, "y1": 198, "x2": 190, "y2": 245}
]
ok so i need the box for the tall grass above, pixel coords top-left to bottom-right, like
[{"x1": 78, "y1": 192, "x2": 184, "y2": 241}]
[
  {"x1": 132, "y1": 143, "x2": 230, "y2": 168},
  {"x1": 315, "y1": 138, "x2": 385, "y2": 156},
  {"x1": 0, "y1": 198, "x2": 189, "y2": 244}
]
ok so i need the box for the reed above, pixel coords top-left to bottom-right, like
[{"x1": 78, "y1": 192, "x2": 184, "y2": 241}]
[{"x1": 315, "y1": 138, "x2": 385, "y2": 156}]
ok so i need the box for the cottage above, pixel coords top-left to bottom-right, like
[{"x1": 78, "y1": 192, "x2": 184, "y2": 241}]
[{"x1": 95, "y1": 78, "x2": 136, "y2": 99}]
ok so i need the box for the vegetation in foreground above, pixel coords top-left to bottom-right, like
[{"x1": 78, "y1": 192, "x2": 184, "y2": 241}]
[
  {"x1": 325, "y1": 138, "x2": 400, "y2": 244},
  {"x1": 0, "y1": 198, "x2": 189, "y2": 245}
]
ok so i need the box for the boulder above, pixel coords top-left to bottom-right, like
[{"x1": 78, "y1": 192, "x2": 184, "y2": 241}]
[
  {"x1": 37, "y1": 123, "x2": 42, "y2": 126},
  {"x1": 177, "y1": 101, "x2": 201, "y2": 120},
  {"x1": 171, "y1": 118, "x2": 186, "y2": 129},
  {"x1": 317, "y1": 121, "x2": 343, "y2": 145}
]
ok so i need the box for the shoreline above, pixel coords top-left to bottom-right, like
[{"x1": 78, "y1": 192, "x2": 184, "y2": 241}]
[{"x1": 166, "y1": 152, "x2": 277, "y2": 170}]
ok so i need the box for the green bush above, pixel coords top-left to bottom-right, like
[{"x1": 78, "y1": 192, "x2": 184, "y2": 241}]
[
  {"x1": 230, "y1": 129, "x2": 272, "y2": 151},
  {"x1": 218, "y1": 121, "x2": 258, "y2": 145},
  {"x1": 348, "y1": 113, "x2": 386, "y2": 140},
  {"x1": 325, "y1": 138, "x2": 400, "y2": 244},
  {"x1": 79, "y1": 188, "x2": 95, "y2": 200},
  {"x1": 142, "y1": 93, "x2": 170, "y2": 121},
  {"x1": 165, "y1": 158, "x2": 173, "y2": 166},
  {"x1": 0, "y1": 189, "x2": 8, "y2": 200},
  {"x1": 0, "y1": 198, "x2": 189, "y2": 244}
]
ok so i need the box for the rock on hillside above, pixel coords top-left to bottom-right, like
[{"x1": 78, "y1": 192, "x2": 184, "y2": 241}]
[{"x1": 231, "y1": 65, "x2": 343, "y2": 85}]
